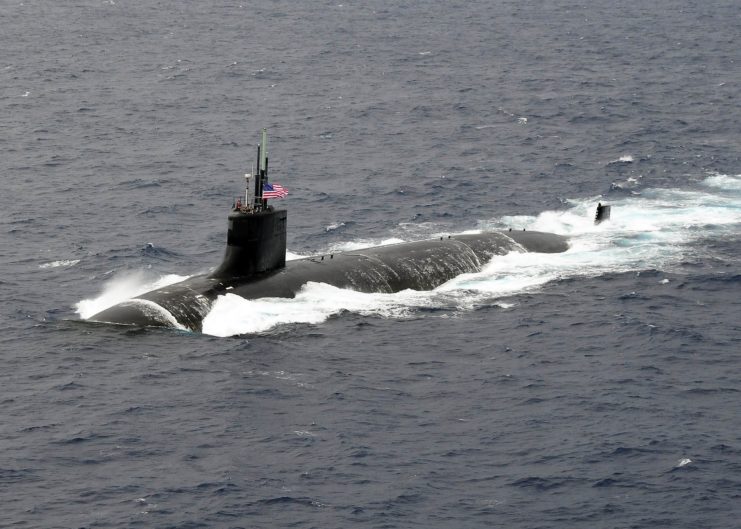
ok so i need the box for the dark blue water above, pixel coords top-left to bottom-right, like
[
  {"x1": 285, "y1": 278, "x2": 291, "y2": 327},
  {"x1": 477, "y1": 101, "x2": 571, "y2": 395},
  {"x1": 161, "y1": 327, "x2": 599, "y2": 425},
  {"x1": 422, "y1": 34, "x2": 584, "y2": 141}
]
[{"x1": 2, "y1": 1, "x2": 740, "y2": 527}]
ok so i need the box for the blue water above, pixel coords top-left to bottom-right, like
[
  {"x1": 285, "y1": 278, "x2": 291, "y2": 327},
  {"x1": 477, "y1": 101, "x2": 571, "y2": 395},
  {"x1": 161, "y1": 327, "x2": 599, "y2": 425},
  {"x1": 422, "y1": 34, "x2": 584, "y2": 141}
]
[{"x1": 2, "y1": 1, "x2": 740, "y2": 527}]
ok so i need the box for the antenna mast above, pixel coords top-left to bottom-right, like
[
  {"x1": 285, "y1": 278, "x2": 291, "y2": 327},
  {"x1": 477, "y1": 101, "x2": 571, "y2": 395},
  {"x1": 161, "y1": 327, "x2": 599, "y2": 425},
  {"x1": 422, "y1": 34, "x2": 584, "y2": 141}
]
[{"x1": 253, "y1": 128, "x2": 268, "y2": 211}]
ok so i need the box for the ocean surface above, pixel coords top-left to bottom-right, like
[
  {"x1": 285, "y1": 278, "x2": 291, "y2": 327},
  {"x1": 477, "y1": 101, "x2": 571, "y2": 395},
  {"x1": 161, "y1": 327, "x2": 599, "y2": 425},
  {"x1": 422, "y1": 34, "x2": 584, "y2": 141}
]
[{"x1": 2, "y1": 1, "x2": 740, "y2": 527}]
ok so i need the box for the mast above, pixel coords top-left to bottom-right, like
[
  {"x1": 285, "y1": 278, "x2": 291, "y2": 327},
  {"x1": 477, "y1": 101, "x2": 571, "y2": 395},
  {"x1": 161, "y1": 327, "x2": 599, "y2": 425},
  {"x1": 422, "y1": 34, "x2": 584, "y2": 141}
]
[
  {"x1": 239, "y1": 129, "x2": 270, "y2": 212},
  {"x1": 236, "y1": 129, "x2": 272, "y2": 212},
  {"x1": 251, "y1": 128, "x2": 269, "y2": 211},
  {"x1": 253, "y1": 145, "x2": 262, "y2": 210},
  {"x1": 259, "y1": 128, "x2": 268, "y2": 210},
  {"x1": 243, "y1": 164, "x2": 254, "y2": 211}
]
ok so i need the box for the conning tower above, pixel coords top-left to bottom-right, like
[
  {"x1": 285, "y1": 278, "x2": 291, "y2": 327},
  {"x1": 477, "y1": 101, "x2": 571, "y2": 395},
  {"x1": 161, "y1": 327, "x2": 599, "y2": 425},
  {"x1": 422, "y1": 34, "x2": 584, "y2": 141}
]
[{"x1": 211, "y1": 129, "x2": 287, "y2": 279}]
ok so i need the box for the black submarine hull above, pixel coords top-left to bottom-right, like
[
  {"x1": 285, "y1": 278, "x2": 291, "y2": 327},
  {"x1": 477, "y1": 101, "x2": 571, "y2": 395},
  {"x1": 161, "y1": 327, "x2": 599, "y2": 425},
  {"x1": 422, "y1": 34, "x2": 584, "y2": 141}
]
[{"x1": 89, "y1": 230, "x2": 568, "y2": 332}]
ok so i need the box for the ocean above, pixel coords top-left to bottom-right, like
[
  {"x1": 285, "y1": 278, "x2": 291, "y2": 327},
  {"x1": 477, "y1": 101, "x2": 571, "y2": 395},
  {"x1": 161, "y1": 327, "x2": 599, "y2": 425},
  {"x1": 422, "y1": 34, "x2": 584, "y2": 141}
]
[{"x1": 2, "y1": 1, "x2": 740, "y2": 527}]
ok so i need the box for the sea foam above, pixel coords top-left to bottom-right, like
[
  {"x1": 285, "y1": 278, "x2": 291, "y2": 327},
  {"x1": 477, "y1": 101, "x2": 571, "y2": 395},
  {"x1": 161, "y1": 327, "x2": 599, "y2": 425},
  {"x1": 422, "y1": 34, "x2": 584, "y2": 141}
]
[
  {"x1": 76, "y1": 272, "x2": 188, "y2": 319},
  {"x1": 201, "y1": 174, "x2": 741, "y2": 336}
]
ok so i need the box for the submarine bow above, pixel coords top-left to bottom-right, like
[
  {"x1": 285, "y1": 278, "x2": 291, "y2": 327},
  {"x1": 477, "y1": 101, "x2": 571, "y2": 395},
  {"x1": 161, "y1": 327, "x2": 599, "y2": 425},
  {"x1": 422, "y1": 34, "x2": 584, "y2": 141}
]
[{"x1": 88, "y1": 129, "x2": 572, "y2": 332}]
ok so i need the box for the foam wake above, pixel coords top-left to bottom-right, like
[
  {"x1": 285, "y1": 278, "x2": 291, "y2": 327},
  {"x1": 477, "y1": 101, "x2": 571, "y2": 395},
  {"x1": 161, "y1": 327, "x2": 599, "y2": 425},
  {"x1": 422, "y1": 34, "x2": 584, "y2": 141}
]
[
  {"x1": 76, "y1": 272, "x2": 189, "y2": 319},
  {"x1": 202, "y1": 173, "x2": 740, "y2": 337}
]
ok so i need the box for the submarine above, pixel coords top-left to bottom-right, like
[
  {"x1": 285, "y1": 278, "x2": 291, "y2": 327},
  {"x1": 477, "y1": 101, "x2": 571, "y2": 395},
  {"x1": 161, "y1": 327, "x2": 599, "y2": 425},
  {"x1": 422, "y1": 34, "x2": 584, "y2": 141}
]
[{"x1": 89, "y1": 130, "x2": 584, "y2": 332}]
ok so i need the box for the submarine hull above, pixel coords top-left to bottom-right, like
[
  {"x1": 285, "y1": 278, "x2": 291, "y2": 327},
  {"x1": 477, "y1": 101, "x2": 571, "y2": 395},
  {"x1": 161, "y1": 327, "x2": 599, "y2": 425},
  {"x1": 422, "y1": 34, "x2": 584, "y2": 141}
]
[{"x1": 89, "y1": 230, "x2": 568, "y2": 332}]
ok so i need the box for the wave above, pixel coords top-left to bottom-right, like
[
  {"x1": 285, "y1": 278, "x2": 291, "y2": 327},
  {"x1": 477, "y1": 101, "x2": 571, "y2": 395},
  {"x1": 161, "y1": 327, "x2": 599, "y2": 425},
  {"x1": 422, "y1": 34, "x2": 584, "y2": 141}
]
[
  {"x1": 609, "y1": 154, "x2": 634, "y2": 164},
  {"x1": 39, "y1": 259, "x2": 80, "y2": 269},
  {"x1": 702, "y1": 173, "x2": 741, "y2": 191},
  {"x1": 76, "y1": 272, "x2": 189, "y2": 319}
]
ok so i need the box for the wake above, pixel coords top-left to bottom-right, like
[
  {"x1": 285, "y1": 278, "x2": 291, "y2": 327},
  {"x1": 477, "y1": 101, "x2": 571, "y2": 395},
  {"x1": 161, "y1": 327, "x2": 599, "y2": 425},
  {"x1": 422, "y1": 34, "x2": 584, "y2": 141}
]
[{"x1": 77, "y1": 174, "x2": 741, "y2": 336}]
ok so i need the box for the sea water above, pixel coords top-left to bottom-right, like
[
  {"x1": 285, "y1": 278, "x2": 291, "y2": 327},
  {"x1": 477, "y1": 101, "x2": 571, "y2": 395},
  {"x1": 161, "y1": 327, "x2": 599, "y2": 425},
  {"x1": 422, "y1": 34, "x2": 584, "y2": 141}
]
[{"x1": 2, "y1": 1, "x2": 740, "y2": 527}]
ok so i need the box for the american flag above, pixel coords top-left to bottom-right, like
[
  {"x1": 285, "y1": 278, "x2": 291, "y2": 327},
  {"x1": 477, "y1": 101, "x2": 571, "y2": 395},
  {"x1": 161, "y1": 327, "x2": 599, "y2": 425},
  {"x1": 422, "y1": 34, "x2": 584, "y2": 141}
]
[{"x1": 262, "y1": 182, "x2": 288, "y2": 199}]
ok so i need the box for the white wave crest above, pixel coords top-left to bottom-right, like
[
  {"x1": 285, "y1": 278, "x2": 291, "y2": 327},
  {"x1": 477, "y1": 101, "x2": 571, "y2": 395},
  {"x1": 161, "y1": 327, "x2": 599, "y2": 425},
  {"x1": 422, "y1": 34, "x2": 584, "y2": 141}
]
[
  {"x1": 702, "y1": 173, "x2": 741, "y2": 191},
  {"x1": 76, "y1": 271, "x2": 188, "y2": 319},
  {"x1": 325, "y1": 222, "x2": 345, "y2": 232},
  {"x1": 40, "y1": 259, "x2": 80, "y2": 269},
  {"x1": 202, "y1": 284, "x2": 435, "y2": 337}
]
